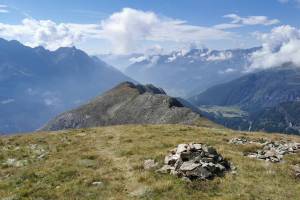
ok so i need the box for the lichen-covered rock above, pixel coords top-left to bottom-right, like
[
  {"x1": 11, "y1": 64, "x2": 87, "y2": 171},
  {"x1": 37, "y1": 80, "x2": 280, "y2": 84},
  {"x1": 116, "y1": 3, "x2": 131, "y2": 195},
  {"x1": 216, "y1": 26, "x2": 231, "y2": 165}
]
[{"x1": 157, "y1": 143, "x2": 231, "y2": 181}]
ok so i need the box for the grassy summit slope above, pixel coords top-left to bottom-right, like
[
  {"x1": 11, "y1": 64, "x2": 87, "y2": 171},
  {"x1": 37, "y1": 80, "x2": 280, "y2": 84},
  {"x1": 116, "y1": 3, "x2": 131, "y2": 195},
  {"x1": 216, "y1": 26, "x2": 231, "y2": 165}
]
[{"x1": 1, "y1": 124, "x2": 300, "y2": 200}]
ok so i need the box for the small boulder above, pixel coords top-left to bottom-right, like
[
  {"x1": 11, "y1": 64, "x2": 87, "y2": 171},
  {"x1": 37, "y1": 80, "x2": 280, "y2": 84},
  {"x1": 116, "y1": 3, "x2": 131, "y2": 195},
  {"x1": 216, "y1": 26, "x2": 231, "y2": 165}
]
[
  {"x1": 187, "y1": 166, "x2": 212, "y2": 179},
  {"x1": 179, "y1": 161, "x2": 200, "y2": 171},
  {"x1": 156, "y1": 165, "x2": 175, "y2": 174},
  {"x1": 264, "y1": 149, "x2": 277, "y2": 158},
  {"x1": 176, "y1": 144, "x2": 188, "y2": 154},
  {"x1": 293, "y1": 164, "x2": 300, "y2": 178},
  {"x1": 164, "y1": 154, "x2": 180, "y2": 165},
  {"x1": 92, "y1": 181, "x2": 103, "y2": 187},
  {"x1": 144, "y1": 159, "x2": 158, "y2": 170}
]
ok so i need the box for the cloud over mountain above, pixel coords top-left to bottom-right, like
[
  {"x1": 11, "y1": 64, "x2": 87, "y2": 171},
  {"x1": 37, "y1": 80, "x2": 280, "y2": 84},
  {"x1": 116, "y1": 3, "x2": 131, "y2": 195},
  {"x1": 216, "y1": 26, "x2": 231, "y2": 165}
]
[
  {"x1": 99, "y1": 8, "x2": 232, "y2": 54},
  {"x1": 0, "y1": 8, "x2": 232, "y2": 53},
  {"x1": 249, "y1": 25, "x2": 300, "y2": 70},
  {"x1": 0, "y1": 19, "x2": 77, "y2": 50},
  {"x1": 0, "y1": 8, "x2": 284, "y2": 54}
]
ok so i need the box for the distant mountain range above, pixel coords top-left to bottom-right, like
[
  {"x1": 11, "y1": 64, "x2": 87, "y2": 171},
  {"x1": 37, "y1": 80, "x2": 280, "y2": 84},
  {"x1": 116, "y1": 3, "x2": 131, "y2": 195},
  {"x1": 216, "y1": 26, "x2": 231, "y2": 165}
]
[
  {"x1": 3, "y1": 37, "x2": 300, "y2": 136},
  {"x1": 0, "y1": 38, "x2": 133, "y2": 134},
  {"x1": 41, "y1": 82, "x2": 201, "y2": 131},
  {"x1": 125, "y1": 47, "x2": 259, "y2": 97},
  {"x1": 189, "y1": 67, "x2": 300, "y2": 134}
]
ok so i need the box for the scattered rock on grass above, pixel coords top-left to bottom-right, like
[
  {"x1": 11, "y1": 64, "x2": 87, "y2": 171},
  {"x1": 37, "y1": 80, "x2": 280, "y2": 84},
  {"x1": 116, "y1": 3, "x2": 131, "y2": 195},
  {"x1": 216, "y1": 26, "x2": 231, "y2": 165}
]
[
  {"x1": 3, "y1": 158, "x2": 28, "y2": 167},
  {"x1": 229, "y1": 137, "x2": 269, "y2": 145},
  {"x1": 157, "y1": 143, "x2": 231, "y2": 181},
  {"x1": 230, "y1": 137, "x2": 300, "y2": 163},
  {"x1": 229, "y1": 137, "x2": 249, "y2": 145}
]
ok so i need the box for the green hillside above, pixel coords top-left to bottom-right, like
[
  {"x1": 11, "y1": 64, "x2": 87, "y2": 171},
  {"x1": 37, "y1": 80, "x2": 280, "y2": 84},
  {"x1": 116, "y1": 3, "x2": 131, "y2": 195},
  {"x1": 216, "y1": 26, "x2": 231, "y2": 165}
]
[{"x1": 189, "y1": 67, "x2": 300, "y2": 134}]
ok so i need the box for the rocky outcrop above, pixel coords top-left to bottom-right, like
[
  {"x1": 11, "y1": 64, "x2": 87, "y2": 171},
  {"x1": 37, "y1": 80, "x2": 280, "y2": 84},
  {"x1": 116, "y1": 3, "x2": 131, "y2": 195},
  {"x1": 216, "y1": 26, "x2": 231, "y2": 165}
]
[
  {"x1": 157, "y1": 143, "x2": 231, "y2": 181},
  {"x1": 41, "y1": 82, "x2": 201, "y2": 131},
  {"x1": 229, "y1": 137, "x2": 300, "y2": 163}
]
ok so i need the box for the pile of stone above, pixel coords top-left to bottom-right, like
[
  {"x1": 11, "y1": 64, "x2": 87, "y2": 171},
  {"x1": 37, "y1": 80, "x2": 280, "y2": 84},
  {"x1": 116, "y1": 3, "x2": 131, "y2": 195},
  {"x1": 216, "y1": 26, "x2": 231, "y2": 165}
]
[
  {"x1": 157, "y1": 143, "x2": 231, "y2": 181},
  {"x1": 247, "y1": 141, "x2": 300, "y2": 163},
  {"x1": 229, "y1": 137, "x2": 300, "y2": 163}
]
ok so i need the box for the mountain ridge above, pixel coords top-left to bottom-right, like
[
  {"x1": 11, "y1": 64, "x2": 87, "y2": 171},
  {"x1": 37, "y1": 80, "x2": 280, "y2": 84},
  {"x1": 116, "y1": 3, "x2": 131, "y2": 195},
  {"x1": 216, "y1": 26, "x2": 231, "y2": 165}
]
[
  {"x1": 41, "y1": 82, "x2": 201, "y2": 131},
  {"x1": 0, "y1": 38, "x2": 133, "y2": 134}
]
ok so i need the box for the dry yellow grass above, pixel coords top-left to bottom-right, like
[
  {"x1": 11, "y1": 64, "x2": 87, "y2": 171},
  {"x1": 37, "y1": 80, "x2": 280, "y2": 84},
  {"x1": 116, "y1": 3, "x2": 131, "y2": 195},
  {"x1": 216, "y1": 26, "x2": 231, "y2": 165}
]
[{"x1": 0, "y1": 124, "x2": 300, "y2": 200}]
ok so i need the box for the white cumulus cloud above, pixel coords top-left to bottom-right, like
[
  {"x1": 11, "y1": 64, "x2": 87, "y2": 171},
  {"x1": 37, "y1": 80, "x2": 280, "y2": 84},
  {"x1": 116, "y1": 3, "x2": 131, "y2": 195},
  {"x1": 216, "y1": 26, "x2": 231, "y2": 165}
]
[
  {"x1": 0, "y1": 18, "x2": 98, "y2": 50},
  {"x1": 0, "y1": 8, "x2": 232, "y2": 53},
  {"x1": 249, "y1": 25, "x2": 300, "y2": 71},
  {"x1": 98, "y1": 8, "x2": 232, "y2": 54}
]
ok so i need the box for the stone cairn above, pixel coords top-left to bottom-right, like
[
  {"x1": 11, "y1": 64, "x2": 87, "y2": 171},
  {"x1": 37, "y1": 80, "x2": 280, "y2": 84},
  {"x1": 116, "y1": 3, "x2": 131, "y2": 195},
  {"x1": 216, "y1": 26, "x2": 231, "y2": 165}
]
[
  {"x1": 229, "y1": 137, "x2": 300, "y2": 163},
  {"x1": 157, "y1": 143, "x2": 231, "y2": 181}
]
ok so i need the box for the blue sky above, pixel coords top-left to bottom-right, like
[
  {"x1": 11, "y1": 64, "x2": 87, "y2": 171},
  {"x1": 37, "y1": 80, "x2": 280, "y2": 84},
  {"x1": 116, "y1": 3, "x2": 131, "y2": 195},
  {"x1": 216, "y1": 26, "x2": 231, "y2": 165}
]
[{"x1": 0, "y1": 0, "x2": 300, "y2": 54}]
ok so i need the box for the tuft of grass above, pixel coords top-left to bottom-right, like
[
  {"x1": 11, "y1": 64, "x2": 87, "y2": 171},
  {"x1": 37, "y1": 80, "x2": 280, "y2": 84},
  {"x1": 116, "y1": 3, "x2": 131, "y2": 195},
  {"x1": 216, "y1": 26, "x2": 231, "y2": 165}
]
[{"x1": 239, "y1": 144, "x2": 262, "y2": 155}]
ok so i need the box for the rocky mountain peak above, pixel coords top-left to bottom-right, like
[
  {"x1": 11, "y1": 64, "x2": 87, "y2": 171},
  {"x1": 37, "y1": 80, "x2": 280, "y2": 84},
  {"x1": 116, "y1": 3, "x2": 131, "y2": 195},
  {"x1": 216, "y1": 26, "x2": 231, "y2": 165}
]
[
  {"x1": 41, "y1": 82, "x2": 200, "y2": 131},
  {"x1": 115, "y1": 81, "x2": 166, "y2": 95}
]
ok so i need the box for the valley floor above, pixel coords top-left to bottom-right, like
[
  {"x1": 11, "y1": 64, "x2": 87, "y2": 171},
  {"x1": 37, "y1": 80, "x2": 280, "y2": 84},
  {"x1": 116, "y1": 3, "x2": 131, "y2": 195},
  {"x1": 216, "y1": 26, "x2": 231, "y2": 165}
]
[{"x1": 0, "y1": 124, "x2": 300, "y2": 200}]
